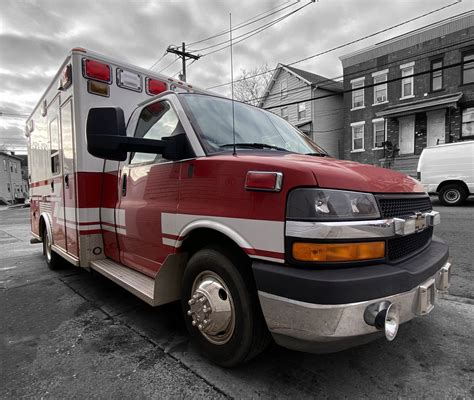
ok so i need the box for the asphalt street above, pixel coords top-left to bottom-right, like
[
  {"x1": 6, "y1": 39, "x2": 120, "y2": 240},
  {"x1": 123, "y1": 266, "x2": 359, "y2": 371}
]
[{"x1": 0, "y1": 200, "x2": 473, "y2": 399}]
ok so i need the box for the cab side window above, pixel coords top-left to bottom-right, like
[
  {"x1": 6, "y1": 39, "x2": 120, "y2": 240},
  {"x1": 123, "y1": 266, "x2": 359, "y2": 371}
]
[{"x1": 130, "y1": 101, "x2": 181, "y2": 165}]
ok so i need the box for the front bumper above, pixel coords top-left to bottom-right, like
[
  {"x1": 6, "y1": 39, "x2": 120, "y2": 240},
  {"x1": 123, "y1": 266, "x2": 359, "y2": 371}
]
[{"x1": 253, "y1": 238, "x2": 451, "y2": 353}]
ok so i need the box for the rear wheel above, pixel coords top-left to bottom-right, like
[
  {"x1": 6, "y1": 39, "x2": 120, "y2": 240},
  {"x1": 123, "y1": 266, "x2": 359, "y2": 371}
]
[
  {"x1": 42, "y1": 226, "x2": 62, "y2": 270},
  {"x1": 439, "y1": 184, "x2": 467, "y2": 206},
  {"x1": 181, "y1": 247, "x2": 271, "y2": 367}
]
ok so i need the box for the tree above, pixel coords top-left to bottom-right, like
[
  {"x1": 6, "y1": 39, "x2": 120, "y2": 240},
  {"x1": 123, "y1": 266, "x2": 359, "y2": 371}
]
[{"x1": 233, "y1": 64, "x2": 272, "y2": 107}]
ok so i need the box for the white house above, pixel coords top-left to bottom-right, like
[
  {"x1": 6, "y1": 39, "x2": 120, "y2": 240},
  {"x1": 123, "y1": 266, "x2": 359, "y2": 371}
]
[
  {"x1": 0, "y1": 152, "x2": 25, "y2": 204},
  {"x1": 259, "y1": 64, "x2": 344, "y2": 158}
]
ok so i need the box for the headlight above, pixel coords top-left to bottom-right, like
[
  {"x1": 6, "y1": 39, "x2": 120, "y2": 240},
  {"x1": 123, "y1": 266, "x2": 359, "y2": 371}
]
[{"x1": 287, "y1": 188, "x2": 381, "y2": 221}]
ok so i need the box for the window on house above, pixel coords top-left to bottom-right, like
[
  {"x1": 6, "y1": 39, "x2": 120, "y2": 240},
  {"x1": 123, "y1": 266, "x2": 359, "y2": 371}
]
[
  {"x1": 461, "y1": 108, "x2": 474, "y2": 138},
  {"x1": 373, "y1": 73, "x2": 387, "y2": 104},
  {"x1": 7, "y1": 183, "x2": 10, "y2": 192},
  {"x1": 280, "y1": 79, "x2": 287, "y2": 98},
  {"x1": 14, "y1": 162, "x2": 17, "y2": 173},
  {"x1": 373, "y1": 119, "x2": 386, "y2": 148},
  {"x1": 281, "y1": 107, "x2": 288, "y2": 121},
  {"x1": 401, "y1": 64, "x2": 414, "y2": 98},
  {"x1": 10, "y1": 161, "x2": 13, "y2": 172},
  {"x1": 297, "y1": 102, "x2": 306, "y2": 120},
  {"x1": 3, "y1": 159, "x2": 6, "y2": 171},
  {"x1": 431, "y1": 59, "x2": 443, "y2": 91},
  {"x1": 462, "y1": 51, "x2": 474, "y2": 85},
  {"x1": 352, "y1": 80, "x2": 364, "y2": 109},
  {"x1": 49, "y1": 118, "x2": 60, "y2": 175},
  {"x1": 351, "y1": 122, "x2": 365, "y2": 151}
]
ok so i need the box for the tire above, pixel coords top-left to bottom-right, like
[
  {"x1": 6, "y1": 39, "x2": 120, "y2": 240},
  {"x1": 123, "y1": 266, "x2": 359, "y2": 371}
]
[
  {"x1": 42, "y1": 226, "x2": 62, "y2": 270},
  {"x1": 181, "y1": 246, "x2": 271, "y2": 367},
  {"x1": 439, "y1": 184, "x2": 467, "y2": 206}
]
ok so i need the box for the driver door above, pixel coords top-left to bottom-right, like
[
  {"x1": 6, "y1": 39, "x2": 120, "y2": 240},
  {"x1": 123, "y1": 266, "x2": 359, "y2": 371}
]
[{"x1": 116, "y1": 100, "x2": 182, "y2": 277}]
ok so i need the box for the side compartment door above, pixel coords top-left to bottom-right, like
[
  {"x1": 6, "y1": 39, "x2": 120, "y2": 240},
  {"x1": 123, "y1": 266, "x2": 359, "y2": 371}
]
[
  {"x1": 48, "y1": 97, "x2": 67, "y2": 250},
  {"x1": 60, "y1": 98, "x2": 78, "y2": 256},
  {"x1": 117, "y1": 100, "x2": 183, "y2": 276}
]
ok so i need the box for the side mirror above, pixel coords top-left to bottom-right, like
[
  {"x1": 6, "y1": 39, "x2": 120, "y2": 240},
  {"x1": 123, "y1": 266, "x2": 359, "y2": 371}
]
[
  {"x1": 86, "y1": 107, "x2": 127, "y2": 161},
  {"x1": 86, "y1": 107, "x2": 167, "y2": 161}
]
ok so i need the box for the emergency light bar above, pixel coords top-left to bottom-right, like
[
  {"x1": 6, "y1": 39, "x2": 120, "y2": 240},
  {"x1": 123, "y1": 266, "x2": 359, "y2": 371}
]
[
  {"x1": 58, "y1": 64, "x2": 72, "y2": 91},
  {"x1": 146, "y1": 78, "x2": 167, "y2": 95},
  {"x1": 83, "y1": 59, "x2": 112, "y2": 83},
  {"x1": 117, "y1": 69, "x2": 142, "y2": 92}
]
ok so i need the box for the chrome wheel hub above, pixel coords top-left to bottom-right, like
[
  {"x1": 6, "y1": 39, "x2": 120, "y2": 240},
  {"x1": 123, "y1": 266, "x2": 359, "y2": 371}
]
[
  {"x1": 187, "y1": 271, "x2": 235, "y2": 345},
  {"x1": 45, "y1": 232, "x2": 52, "y2": 262}
]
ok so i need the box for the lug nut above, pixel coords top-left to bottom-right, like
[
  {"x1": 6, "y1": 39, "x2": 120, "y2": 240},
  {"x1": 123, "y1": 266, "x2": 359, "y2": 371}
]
[
  {"x1": 192, "y1": 320, "x2": 197, "y2": 326},
  {"x1": 198, "y1": 324, "x2": 203, "y2": 330},
  {"x1": 188, "y1": 299, "x2": 195, "y2": 305},
  {"x1": 187, "y1": 310, "x2": 192, "y2": 316}
]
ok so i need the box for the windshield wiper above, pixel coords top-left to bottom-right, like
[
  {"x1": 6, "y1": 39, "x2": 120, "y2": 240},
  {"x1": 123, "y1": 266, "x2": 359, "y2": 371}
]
[{"x1": 220, "y1": 142, "x2": 289, "y2": 152}]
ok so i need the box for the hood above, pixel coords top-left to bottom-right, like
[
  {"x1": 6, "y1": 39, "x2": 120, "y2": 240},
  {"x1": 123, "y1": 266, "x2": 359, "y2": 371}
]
[{"x1": 229, "y1": 153, "x2": 425, "y2": 193}]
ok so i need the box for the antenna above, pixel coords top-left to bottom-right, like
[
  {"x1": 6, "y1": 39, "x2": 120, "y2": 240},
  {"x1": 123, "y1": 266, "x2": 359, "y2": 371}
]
[{"x1": 230, "y1": 13, "x2": 236, "y2": 156}]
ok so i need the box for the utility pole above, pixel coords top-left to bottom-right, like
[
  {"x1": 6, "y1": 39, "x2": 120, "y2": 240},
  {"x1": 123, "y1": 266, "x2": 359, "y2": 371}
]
[{"x1": 166, "y1": 42, "x2": 200, "y2": 82}]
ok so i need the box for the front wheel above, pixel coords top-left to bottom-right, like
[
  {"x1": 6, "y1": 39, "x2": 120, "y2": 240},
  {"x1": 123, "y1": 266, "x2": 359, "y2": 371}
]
[
  {"x1": 439, "y1": 184, "x2": 467, "y2": 206},
  {"x1": 181, "y1": 247, "x2": 270, "y2": 367}
]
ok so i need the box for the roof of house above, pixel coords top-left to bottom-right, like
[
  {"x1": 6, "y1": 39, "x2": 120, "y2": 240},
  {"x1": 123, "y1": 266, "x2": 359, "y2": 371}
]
[
  {"x1": 339, "y1": 11, "x2": 474, "y2": 68},
  {"x1": 259, "y1": 63, "x2": 343, "y2": 107},
  {"x1": 284, "y1": 65, "x2": 343, "y2": 92},
  {"x1": 0, "y1": 151, "x2": 23, "y2": 161}
]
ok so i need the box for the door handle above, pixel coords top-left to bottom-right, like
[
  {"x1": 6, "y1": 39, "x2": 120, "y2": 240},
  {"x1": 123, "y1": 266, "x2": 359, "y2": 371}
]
[
  {"x1": 122, "y1": 173, "x2": 127, "y2": 196},
  {"x1": 64, "y1": 174, "x2": 69, "y2": 189}
]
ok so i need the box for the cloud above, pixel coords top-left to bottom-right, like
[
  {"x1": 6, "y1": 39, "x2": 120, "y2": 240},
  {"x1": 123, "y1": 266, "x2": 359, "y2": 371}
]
[{"x1": 0, "y1": 0, "x2": 471, "y2": 151}]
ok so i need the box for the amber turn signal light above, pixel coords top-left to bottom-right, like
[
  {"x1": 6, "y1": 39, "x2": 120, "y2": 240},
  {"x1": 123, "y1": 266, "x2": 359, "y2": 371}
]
[{"x1": 292, "y1": 241, "x2": 385, "y2": 262}]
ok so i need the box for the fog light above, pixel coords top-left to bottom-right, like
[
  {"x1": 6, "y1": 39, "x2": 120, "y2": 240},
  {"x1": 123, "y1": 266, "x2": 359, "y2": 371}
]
[
  {"x1": 382, "y1": 303, "x2": 400, "y2": 341},
  {"x1": 365, "y1": 301, "x2": 400, "y2": 342},
  {"x1": 292, "y1": 241, "x2": 385, "y2": 262}
]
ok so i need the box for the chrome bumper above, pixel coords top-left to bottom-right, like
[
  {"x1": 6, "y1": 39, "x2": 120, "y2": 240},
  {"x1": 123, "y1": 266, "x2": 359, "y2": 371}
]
[
  {"x1": 258, "y1": 261, "x2": 452, "y2": 353},
  {"x1": 286, "y1": 211, "x2": 440, "y2": 239}
]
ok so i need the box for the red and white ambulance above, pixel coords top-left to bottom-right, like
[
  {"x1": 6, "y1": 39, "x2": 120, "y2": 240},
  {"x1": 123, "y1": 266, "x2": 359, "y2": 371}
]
[{"x1": 27, "y1": 48, "x2": 452, "y2": 367}]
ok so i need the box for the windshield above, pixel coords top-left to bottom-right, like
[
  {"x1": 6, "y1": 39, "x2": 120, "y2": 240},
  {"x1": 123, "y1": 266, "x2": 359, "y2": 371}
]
[{"x1": 180, "y1": 94, "x2": 328, "y2": 156}]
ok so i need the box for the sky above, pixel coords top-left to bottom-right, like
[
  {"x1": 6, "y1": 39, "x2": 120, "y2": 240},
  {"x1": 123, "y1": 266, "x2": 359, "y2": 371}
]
[{"x1": 0, "y1": 0, "x2": 472, "y2": 152}]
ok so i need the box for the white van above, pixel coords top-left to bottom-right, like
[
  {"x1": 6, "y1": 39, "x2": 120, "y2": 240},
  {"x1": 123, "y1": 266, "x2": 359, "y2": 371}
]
[{"x1": 417, "y1": 141, "x2": 474, "y2": 206}]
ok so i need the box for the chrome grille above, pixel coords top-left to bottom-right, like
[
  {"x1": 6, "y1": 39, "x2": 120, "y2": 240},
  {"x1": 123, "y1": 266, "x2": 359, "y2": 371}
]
[{"x1": 387, "y1": 227, "x2": 433, "y2": 261}]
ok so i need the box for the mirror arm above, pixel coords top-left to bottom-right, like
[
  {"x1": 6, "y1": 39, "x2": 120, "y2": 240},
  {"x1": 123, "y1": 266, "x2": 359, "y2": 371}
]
[{"x1": 117, "y1": 137, "x2": 166, "y2": 154}]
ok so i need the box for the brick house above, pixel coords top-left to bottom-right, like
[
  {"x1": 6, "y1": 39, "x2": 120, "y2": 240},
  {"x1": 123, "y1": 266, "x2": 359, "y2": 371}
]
[
  {"x1": 339, "y1": 12, "x2": 474, "y2": 176},
  {"x1": 259, "y1": 64, "x2": 344, "y2": 158}
]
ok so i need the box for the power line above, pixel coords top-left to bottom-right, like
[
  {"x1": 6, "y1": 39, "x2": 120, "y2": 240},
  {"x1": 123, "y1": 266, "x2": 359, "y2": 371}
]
[
  {"x1": 149, "y1": 51, "x2": 169, "y2": 70},
  {"x1": 160, "y1": 1, "x2": 313, "y2": 82},
  {"x1": 206, "y1": 1, "x2": 463, "y2": 89},
  {"x1": 199, "y1": 1, "x2": 314, "y2": 57},
  {"x1": 263, "y1": 60, "x2": 463, "y2": 111},
  {"x1": 157, "y1": 57, "x2": 180, "y2": 74},
  {"x1": 250, "y1": 36, "x2": 474, "y2": 105},
  {"x1": 187, "y1": 0, "x2": 299, "y2": 49},
  {"x1": 166, "y1": 43, "x2": 201, "y2": 81}
]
